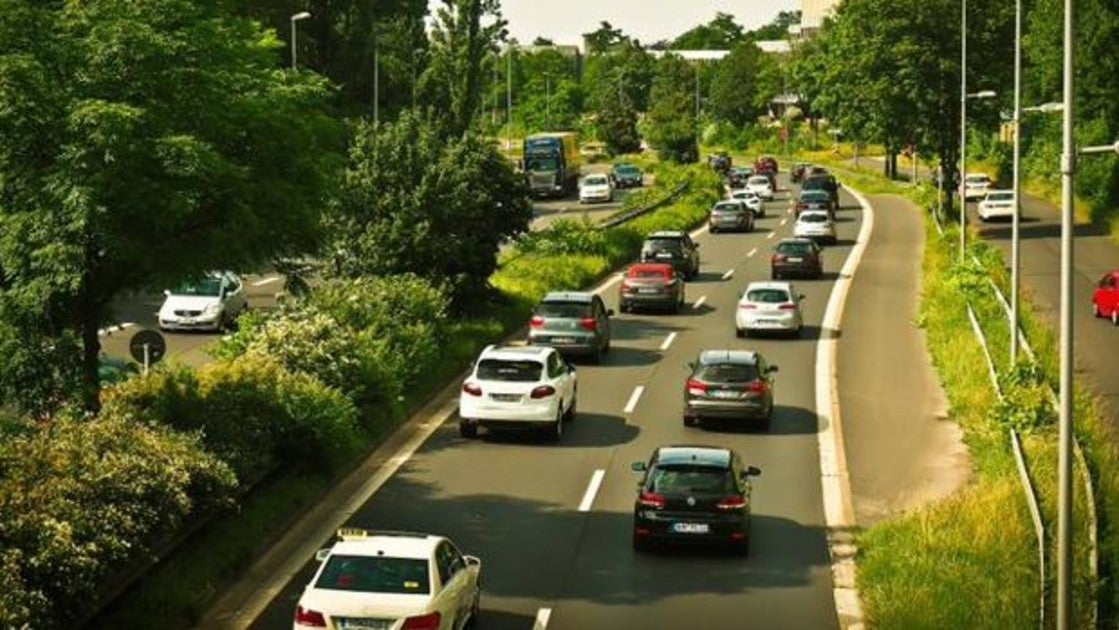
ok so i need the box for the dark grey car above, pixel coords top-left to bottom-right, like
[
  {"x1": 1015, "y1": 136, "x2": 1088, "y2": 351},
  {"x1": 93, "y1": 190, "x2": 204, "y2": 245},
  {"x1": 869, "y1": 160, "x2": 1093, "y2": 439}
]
[
  {"x1": 683, "y1": 350, "x2": 777, "y2": 430},
  {"x1": 527, "y1": 292, "x2": 613, "y2": 363},
  {"x1": 708, "y1": 200, "x2": 755, "y2": 233},
  {"x1": 640, "y1": 231, "x2": 701, "y2": 279}
]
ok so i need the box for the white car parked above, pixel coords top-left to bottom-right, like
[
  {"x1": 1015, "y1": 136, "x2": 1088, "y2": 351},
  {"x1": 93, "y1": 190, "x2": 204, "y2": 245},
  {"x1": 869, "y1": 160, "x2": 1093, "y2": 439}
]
[
  {"x1": 158, "y1": 271, "x2": 247, "y2": 332},
  {"x1": 729, "y1": 188, "x2": 765, "y2": 217},
  {"x1": 458, "y1": 345, "x2": 577, "y2": 441},
  {"x1": 293, "y1": 528, "x2": 481, "y2": 630},
  {"x1": 977, "y1": 189, "x2": 1016, "y2": 221},
  {"x1": 745, "y1": 175, "x2": 774, "y2": 201},
  {"x1": 579, "y1": 173, "x2": 613, "y2": 204},
  {"x1": 964, "y1": 173, "x2": 992, "y2": 201},
  {"x1": 735, "y1": 281, "x2": 805, "y2": 338},
  {"x1": 793, "y1": 210, "x2": 838, "y2": 244}
]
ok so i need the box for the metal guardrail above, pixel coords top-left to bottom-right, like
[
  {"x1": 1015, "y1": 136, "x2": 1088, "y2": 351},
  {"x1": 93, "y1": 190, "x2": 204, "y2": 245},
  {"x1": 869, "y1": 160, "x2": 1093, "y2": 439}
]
[{"x1": 596, "y1": 179, "x2": 692, "y2": 230}]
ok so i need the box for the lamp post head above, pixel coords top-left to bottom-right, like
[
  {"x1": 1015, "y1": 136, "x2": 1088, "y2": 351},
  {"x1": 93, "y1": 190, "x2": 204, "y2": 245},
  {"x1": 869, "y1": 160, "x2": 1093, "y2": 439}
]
[
  {"x1": 968, "y1": 90, "x2": 997, "y2": 99},
  {"x1": 291, "y1": 11, "x2": 311, "y2": 22}
]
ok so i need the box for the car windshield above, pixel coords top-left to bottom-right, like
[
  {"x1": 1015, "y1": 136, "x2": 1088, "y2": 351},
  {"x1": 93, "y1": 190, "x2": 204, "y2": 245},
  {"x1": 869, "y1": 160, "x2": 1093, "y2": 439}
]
[
  {"x1": 746, "y1": 289, "x2": 791, "y2": 303},
  {"x1": 649, "y1": 465, "x2": 734, "y2": 495},
  {"x1": 800, "y1": 191, "x2": 829, "y2": 201},
  {"x1": 171, "y1": 277, "x2": 222, "y2": 297},
  {"x1": 615, "y1": 165, "x2": 639, "y2": 175},
  {"x1": 476, "y1": 359, "x2": 544, "y2": 382},
  {"x1": 315, "y1": 555, "x2": 431, "y2": 594},
  {"x1": 537, "y1": 301, "x2": 592, "y2": 318},
  {"x1": 526, "y1": 157, "x2": 558, "y2": 172},
  {"x1": 583, "y1": 175, "x2": 608, "y2": 186},
  {"x1": 986, "y1": 192, "x2": 1013, "y2": 201},
  {"x1": 695, "y1": 362, "x2": 760, "y2": 383},
  {"x1": 731, "y1": 191, "x2": 756, "y2": 199},
  {"x1": 644, "y1": 238, "x2": 683, "y2": 252},
  {"x1": 777, "y1": 242, "x2": 812, "y2": 254},
  {"x1": 799, "y1": 213, "x2": 830, "y2": 223}
]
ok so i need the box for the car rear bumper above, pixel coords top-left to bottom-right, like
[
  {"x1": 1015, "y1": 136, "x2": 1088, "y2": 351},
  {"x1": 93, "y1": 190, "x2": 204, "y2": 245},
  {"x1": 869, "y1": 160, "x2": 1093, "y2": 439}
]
[
  {"x1": 633, "y1": 512, "x2": 749, "y2": 545},
  {"x1": 459, "y1": 398, "x2": 559, "y2": 423},
  {"x1": 772, "y1": 262, "x2": 821, "y2": 277},
  {"x1": 527, "y1": 335, "x2": 599, "y2": 356},
  {"x1": 736, "y1": 311, "x2": 799, "y2": 331},
  {"x1": 621, "y1": 292, "x2": 678, "y2": 309},
  {"x1": 710, "y1": 218, "x2": 751, "y2": 231},
  {"x1": 685, "y1": 398, "x2": 769, "y2": 420}
]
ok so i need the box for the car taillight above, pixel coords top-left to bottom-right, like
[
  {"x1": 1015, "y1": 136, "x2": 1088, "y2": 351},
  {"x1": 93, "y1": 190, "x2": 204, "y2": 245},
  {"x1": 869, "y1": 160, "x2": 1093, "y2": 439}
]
[
  {"x1": 579, "y1": 316, "x2": 597, "y2": 331},
  {"x1": 738, "y1": 303, "x2": 757, "y2": 309},
  {"x1": 530, "y1": 385, "x2": 556, "y2": 399},
  {"x1": 773, "y1": 254, "x2": 787, "y2": 262},
  {"x1": 462, "y1": 382, "x2": 483, "y2": 397},
  {"x1": 637, "y1": 491, "x2": 665, "y2": 509},
  {"x1": 621, "y1": 280, "x2": 635, "y2": 293},
  {"x1": 686, "y1": 378, "x2": 707, "y2": 396},
  {"x1": 745, "y1": 381, "x2": 767, "y2": 393},
  {"x1": 402, "y1": 612, "x2": 442, "y2": 630},
  {"x1": 530, "y1": 315, "x2": 545, "y2": 328},
  {"x1": 717, "y1": 495, "x2": 748, "y2": 510},
  {"x1": 294, "y1": 606, "x2": 327, "y2": 627},
  {"x1": 779, "y1": 303, "x2": 797, "y2": 310}
]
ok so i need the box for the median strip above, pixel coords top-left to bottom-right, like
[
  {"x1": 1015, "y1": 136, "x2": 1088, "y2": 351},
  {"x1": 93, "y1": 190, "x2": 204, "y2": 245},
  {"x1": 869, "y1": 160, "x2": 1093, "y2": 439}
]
[
  {"x1": 659, "y1": 332, "x2": 677, "y2": 351},
  {"x1": 623, "y1": 386, "x2": 644, "y2": 414},
  {"x1": 578, "y1": 469, "x2": 606, "y2": 512}
]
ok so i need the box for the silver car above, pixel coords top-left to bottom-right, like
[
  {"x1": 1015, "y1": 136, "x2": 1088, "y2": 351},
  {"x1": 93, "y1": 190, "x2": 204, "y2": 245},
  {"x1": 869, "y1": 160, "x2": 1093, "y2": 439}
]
[
  {"x1": 527, "y1": 292, "x2": 613, "y2": 363},
  {"x1": 709, "y1": 200, "x2": 755, "y2": 233},
  {"x1": 793, "y1": 210, "x2": 837, "y2": 244},
  {"x1": 735, "y1": 281, "x2": 805, "y2": 338}
]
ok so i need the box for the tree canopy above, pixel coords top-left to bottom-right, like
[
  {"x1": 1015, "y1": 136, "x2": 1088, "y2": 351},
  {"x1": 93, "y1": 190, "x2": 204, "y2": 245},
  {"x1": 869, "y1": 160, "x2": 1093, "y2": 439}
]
[{"x1": 644, "y1": 55, "x2": 699, "y2": 163}]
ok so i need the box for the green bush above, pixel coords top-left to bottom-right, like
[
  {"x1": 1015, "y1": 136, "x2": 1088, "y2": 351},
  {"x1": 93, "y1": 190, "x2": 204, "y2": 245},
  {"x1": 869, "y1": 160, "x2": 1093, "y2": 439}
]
[
  {"x1": 989, "y1": 363, "x2": 1058, "y2": 433},
  {"x1": 0, "y1": 413, "x2": 236, "y2": 628}
]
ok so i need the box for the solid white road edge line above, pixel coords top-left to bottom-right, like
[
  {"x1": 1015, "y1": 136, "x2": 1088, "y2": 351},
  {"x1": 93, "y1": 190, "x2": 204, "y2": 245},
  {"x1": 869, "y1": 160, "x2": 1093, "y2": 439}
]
[
  {"x1": 693, "y1": 295, "x2": 707, "y2": 309},
  {"x1": 578, "y1": 469, "x2": 606, "y2": 512},
  {"x1": 722, "y1": 268, "x2": 735, "y2": 280},
  {"x1": 533, "y1": 608, "x2": 553, "y2": 630},
  {"x1": 659, "y1": 332, "x2": 677, "y2": 351},
  {"x1": 252, "y1": 276, "x2": 281, "y2": 287},
  {"x1": 815, "y1": 183, "x2": 874, "y2": 629},
  {"x1": 623, "y1": 386, "x2": 644, "y2": 414},
  {"x1": 97, "y1": 322, "x2": 136, "y2": 337}
]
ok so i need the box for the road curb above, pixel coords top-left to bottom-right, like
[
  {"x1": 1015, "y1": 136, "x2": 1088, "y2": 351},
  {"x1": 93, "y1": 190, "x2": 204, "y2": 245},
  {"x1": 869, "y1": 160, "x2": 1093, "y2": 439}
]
[{"x1": 815, "y1": 182, "x2": 875, "y2": 629}]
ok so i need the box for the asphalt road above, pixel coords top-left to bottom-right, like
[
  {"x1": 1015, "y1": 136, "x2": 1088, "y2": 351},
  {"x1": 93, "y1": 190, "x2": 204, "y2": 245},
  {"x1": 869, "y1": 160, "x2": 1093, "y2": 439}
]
[{"x1": 248, "y1": 175, "x2": 864, "y2": 629}]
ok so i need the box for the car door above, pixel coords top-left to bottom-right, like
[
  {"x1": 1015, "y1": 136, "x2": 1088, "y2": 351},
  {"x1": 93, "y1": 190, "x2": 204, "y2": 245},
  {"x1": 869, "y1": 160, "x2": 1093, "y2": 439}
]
[
  {"x1": 755, "y1": 355, "x2": 775, "y2": 408},
  {"x1": 549, "y1": 352, "x2": 574, "y2": 410},
  {"x1": 222, "y1": 272, "x2": 245, "y2": 313},
  {"x1": 434, "y1": 542, "x2": 467, "y2": 628}
]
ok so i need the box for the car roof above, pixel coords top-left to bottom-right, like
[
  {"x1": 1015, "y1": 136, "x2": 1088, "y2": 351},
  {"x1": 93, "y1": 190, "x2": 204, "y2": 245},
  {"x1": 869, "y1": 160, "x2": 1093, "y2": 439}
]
[
  {"x1": 798, "y1": 210, "x2": 832, "y2": 218},
  {"x1": 479, "y1": 344, "x2": 551, "y2": 360},
  {"x1": 647, "y1": 231, "x2": 686, "y2": 238},
  {"x1": 542, "y1": 291, "x2": 594, "y2": 303},
  {"x1": 697, "y1": 349, "x2": 758, "y2": 365},
  {"x1": 329, "y1": 530, "x2": 442, "y2": 560},
  {"x1": 745, "y1": 281, "x2": 793, "y2": 292},
  {"x1": 779, "y1": 237, "x2": 816, "y2": 244},
  {"x1": 627, "y1": 263, "x2": 674, "y2": 274},
  {"x1": 656, "y1": 446, "x2": 733, "y2": 468}
]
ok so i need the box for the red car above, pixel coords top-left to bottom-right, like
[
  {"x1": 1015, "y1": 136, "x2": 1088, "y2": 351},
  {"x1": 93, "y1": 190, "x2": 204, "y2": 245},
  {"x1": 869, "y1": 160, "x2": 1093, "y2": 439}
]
[
  {"x1": 1092, "y1": 270, "x2": 1119, "y2": 325},
  {"x1": 619, "y1": 263, "x2": 686, "y2": 314},
  {"x1": 754, "y1": 156, "x2": 778, "y2": 188}
]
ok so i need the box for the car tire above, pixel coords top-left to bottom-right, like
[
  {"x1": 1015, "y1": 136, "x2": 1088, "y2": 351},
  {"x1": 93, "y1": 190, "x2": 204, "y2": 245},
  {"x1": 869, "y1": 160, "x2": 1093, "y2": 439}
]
[
  {"x1": 590, "y1": 348, "x2": 601, "y2": 364},
  {"x1": 1113, "y1": 310, "x2": 1118, "y2": 326},
  {"x1": 547, "y1": 408, "x2": 563, "y2": 442},
  {"x1": 459, "y1": 420, "x2": 478, "y2": 439},
  {"x1": 736, "y1": 328, "x2": 745, "y2": 339},
  {"x1": 619, "y1": 302, "x2": 630, "y2": 314},
  {"x1": 771, "y1": 270, "x2": 780, "y2": 280},
  {"x1": 564, "y1": 395, "x2": 576, "y2": 422},
  {"x1": 1093, "y1": 303, "x2": 1102, "y2": 318},
  {"x1": 603, "y1": 337, "x2": 611, "y2": 354}
]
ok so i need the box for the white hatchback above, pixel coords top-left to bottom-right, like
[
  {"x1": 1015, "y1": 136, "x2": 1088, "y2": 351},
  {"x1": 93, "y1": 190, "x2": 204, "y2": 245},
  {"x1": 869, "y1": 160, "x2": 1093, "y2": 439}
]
[
  {"x1": 964, "y1": 173, "x2": 992, "y2": 200},
  {"x1": 793, "y1": 210, "x2": 837, "y2": 244},
  {"x1": 579, "y1": 173, "x2": 613, "y2": 203},
  {"x1": 735, "y1": 281, "x2": 805, "y2": 338},
  {"x1": 158, "y1": 271, "x2": 248, "y2": 332},
  {"x1": 745, "y1": 175, "x2": 774, "y2": 200},
  {"x1": 977, "y1": 189, "x2": 1015, "y2": 221},
  {"x1": 293, "y1": 528, "x2": 481, "y2": 630},
  {"x1": 458, "y1": 345, "x2": 577, "y2": 441},
  {"x1": 729, "y1": 188, "x2": 765, "y2": 217}
]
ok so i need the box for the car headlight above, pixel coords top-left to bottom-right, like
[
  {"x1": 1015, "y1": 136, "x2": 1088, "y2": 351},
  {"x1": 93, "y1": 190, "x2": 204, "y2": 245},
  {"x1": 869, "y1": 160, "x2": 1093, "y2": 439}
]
[{"x1": 203, "y1": 303, "x2": 223, "y2": 317}]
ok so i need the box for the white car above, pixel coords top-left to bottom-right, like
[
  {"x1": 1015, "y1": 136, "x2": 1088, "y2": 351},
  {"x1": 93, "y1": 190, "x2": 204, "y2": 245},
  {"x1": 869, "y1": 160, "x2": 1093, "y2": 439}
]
[
  {"x1": 793, "y1": 210, "x2": 837, "y2": 244},
  {"x1": 579, "y1": 173, "x2": 613, "y2": 203},
  {"x1": 293, "y1": 528, "x2": 481, "y2": 630},
  {"x1": 977, "y1": 189, "x2": 1016, "y2": 221},
  {"x1": 964, "y1": 173, "x2": 992, "y2": 200},
  {"x1": 735, "y1": 281, "x2": 805, "y2": 338},
  {"x1": 158, "y1": 271, "x2": 247, "y2": 332},
  {"x1": 458, "y1": 345, "x2": 577, "y2": 441},
  {"x1": 729, "y1": 188, "x2": 765, "y2": 217},
  {"x1": 745, "y1": 175, "x2": 774, "y2": 201}
]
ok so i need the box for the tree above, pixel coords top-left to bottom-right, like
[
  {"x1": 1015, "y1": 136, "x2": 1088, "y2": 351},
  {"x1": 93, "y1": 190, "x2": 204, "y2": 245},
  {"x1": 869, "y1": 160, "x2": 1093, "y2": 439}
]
[
  {"x1": 425, "y1": 0, "x2": 508, "y2": 136},
  {"x1": 596, "y1": 83, "x2": 641, "y2": 155},
  {"x1": 671, "y1": 12, "x2": 745, "y2": 50},
  {"x1": 748, "y1": 10, "x2": 802, "y2": 41},
  {"x1": 644, "y1": 55, "x2": 699, "y2": 163},
  {"x1": 709, "y1": 42, "x2": 766, "y2": 126},
  {"x1": 582, "y1": 21, "x2": 630, "y2": 55},
  {"x1": 584, "y1": 40, "x2": 654, "y2": 113},
  {"x1": 325, "y1": 112, "x2": 532, "y2": 309}
]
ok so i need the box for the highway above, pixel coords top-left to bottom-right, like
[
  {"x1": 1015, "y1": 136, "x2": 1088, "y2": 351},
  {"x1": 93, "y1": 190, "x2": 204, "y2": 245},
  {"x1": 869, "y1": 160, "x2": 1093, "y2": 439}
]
[{"x1": 246, "y1": 175, "x2": 864, "y2": 629}]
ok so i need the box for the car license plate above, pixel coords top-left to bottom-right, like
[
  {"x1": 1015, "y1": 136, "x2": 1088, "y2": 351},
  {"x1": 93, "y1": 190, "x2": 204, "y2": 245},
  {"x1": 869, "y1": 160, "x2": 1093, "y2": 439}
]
[
  {"x1": 638, "y1": 288, "x2": 659, "y2": 294},
  {"x1": 788, "y1": 257, "x2": 804, "y2": 262},
  {"x1": 655, "y1": 252, "x2": 673, "y2": 259},
  {"x1": 711, "y1": 390, "x2": 739, "y2": 399},
  {"x1": 338, "y1": 619, "x2": 392, "y2": 630},
  {"x1": 550, "y1": 336, "x2": 576, "y2": 344},
  {"x1": 491, "y1": 393, "x2": 521, "y2": 402},
  {"x1": 673, "y1": 522, "x2": 709, "y2": 534}
]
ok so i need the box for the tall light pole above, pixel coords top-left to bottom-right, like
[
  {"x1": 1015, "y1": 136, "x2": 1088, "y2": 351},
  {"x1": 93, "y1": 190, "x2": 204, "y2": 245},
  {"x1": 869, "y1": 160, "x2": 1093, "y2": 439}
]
[
  {"x1": 958, "y1": 0, "x2": 967, "y2": 261},
  {"x1": 506, "y1": 46, "x2": 513, "y2": 151},
  {"x1": 373, "y1": 40, "x2": 380, "y2": 124},
  {"x1": 1010, "y1": 0, "x2": 1023, "y2": 364},
  {"x1": 544, "y1": 71, "x2": 551, "y2": 129},
  {"x1": 290, "y1": 11, "x2": 311, "y2": 70}
]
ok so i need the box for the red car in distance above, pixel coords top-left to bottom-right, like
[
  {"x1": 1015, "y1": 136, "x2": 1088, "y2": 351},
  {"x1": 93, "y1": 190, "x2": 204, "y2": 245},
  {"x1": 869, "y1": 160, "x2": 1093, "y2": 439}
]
[
  {"x1": 1092, "y1": 270, "x2": 1119, "y2": 325},
  {"x1": 619, "y1": 263, "x2": 687, "y2": 314}
]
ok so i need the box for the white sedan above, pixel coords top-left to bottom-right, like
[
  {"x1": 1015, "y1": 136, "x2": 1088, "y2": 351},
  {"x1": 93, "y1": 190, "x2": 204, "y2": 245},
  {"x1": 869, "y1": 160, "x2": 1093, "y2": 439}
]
[
  {"x1": 729, "y1": 189, "x2": 765, "y2": 217},
  {"x1": 793, "y1": 210, "x2": 838, "y2": 244},
  {"x1": 458, "y1": 344, "x2": 577, "y2": 441},
  {"x1": 579, "y1": 173, "x2": 613, "y2": 203},
  {"x1": 736, "y1": 281, "x2": 805, "y2": 338},
  {"x1": 977, "y1": 190, "x2": 1015, "y2": 221},
  {"x1": 294, "y1": 528, "x2": 481, "y2": 630},
  {"x1": 745, "y1": 175, "x2": 774, "y2": 201},
  {"x1": 964, "y1": 173, "x2": 992, "y2": 200},
  {"x1": 158, "y1": 271, "x2": 247, "y2": 332}
]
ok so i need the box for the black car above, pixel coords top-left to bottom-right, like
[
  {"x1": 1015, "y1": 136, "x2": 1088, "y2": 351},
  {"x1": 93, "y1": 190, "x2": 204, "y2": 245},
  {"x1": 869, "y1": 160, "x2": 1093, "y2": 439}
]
[
  {"x1": 640, "y1": 231, "x2": 700, "y2": 279},
  {"x1": 790, "y1": 162, "x2": 810, "y2": 183},
  {"x1": 771, "y1": 238, "x2": 823, "y2": 279},
  {"x1": 683, "y1": 350, "x2": 777, "y2": 429},
  {"x1": 631, "y1": 445, "x2": 761, "y2": 554},
  {"x1": 611, "y1": 163, "x2": 644, "y2": 188},
  {"x1": 727, "y1": 166, "x2": 753, "y2": 188},
  {"x1": 708, "y1": 200, "x2": 755, "y2": 233},
  {"x1": 801, "y1": 174, "x2": 841, "y2": 208},
  {"x1": 707, "y1": 152, "x2": 732, "y2": 175}
]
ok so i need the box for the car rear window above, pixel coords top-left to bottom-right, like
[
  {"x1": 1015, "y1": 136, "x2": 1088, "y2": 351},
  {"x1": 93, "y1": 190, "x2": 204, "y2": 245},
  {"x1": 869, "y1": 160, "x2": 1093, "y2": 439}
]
[
  {"x1": 986, "y1": 192, "x2": 1013, "y2": 201},
  {"x1": 777, "y1": 242, "x2": 812, "y2": 254},
  {"x1": 644, "y1": 238, "x2": 684, "y2": 251},
  {"x1": 748, "y1": 176, "x2": 769, "y2": 185},
  {"x1": 746, "y1": 289, "x2": 790, "y2": 303},
  {"x1": 584, "y1": 175, "x2": 608, "y2": 186},
  {"x1": 695, "y1": 362, "x2": 759, "y2": 383},
  {"x1": 712, "y1": 202, "x2": 742, "y2": 212},
  {"x1": 315, "y1": 555, "x2": 431, "y2": 594},
  {"x1": 537, "y1": 301, "x2": 592, "y2": 318},
  {"x1": 476, "y1": 359, "x2": 544, "y2": 382},
  {"x1": 799, "y1": 213, "x2": 829, "y2": 223},
  {"x1": 800, "y1": 191, "x2": 829, "y2": 201},
  {"x1": 649, "y1": 465, "x2": 734, "y2": 495}
]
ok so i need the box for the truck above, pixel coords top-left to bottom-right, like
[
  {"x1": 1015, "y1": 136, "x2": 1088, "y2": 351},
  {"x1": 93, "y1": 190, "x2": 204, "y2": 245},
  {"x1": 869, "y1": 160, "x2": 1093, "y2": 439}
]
[{"x1": 523, "y1": 132, "x2": 581, "y2": 198}]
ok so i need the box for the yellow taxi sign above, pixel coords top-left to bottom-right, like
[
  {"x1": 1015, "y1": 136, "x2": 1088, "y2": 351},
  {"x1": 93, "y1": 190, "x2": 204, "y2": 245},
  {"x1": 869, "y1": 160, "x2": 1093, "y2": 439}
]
[{"x1": 337, "y1": 527, "x2": 372, "y2": 540}]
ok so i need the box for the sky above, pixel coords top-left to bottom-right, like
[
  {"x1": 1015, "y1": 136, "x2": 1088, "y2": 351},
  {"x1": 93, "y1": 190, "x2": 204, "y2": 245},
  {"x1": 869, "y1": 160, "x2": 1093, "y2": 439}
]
[{"x1": 431, "y1": 1, "x2": 800, "y2": 48}]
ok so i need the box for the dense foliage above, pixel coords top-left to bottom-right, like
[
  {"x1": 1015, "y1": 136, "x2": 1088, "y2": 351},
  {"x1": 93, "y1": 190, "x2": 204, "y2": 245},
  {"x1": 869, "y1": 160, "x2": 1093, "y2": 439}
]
[{"x1": 644, "y1": 55, "x2": 700, "y2": 163}]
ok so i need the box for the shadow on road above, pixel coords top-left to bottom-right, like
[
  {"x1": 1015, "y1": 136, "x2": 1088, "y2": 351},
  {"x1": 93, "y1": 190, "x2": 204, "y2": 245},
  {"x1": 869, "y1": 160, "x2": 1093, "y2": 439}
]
[{"x1": 695, "y1": 404, "x2": 821, "y2": 436}]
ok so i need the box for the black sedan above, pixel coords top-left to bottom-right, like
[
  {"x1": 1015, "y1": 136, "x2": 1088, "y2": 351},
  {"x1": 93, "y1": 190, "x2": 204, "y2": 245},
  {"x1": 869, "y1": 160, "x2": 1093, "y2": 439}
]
[
  {"x1": 631, "y1": 445, "x2": 760, "y2": 554},
  {"x1": 612, "y1": 163, "x2": 644, "y2": 188}
]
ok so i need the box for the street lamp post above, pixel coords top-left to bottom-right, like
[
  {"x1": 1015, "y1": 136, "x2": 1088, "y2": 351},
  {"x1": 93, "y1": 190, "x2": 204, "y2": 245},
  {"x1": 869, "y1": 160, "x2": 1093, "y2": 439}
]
[
  {"x1": 544, "y1": 71, "x2": 551, "y2": 129},
  {"x1": 958, "y1": 90, "x2": 996, "y2": 260},
  {"x1": 290, "y1": 11, "x2": 311, "y2": 70},
  {"x1": 1010, "y1": 0, "x2": 1023, "y2": 364},
  {"x1": 1057, "y1": 0, "x2": 1075, "y2": 621}
]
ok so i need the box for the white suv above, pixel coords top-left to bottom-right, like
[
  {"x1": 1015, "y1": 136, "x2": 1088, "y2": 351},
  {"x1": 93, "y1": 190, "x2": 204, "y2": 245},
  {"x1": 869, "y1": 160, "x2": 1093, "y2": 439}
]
[
  {"x1": 745, "y1": 175, "x2": 774, "y2": 200},
  {"x1": 458, "y1": 345, "x2": 577, "y2": 441},
  {"x1": 735, "y1": 281, "x2": 806, "y2": 338},
  {"x1": 293, "y1": 528, "x2": 481, "y2": 630},
  {"x1": 579, "y1": 173, "x2": 613, "y2": 203}
]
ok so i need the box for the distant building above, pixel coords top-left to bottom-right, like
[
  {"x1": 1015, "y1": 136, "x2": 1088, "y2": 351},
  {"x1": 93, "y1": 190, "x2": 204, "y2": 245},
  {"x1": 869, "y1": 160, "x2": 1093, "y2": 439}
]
[
  {"x1": 648, "y1": 50, "x2": 729, "y2": 61},
  {"x1": 799, "y1": 0, "x2": 840, "y2": 38}
]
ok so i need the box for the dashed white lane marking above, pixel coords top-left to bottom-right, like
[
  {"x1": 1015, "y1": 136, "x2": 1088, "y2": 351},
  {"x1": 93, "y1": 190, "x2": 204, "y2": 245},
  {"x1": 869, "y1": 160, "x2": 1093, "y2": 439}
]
[
  {"x1": 533, "y1": 608, "x2": 552, "y2": 630},
  {"x1": 578, "y1": 469, "x2": 606, "y2": 512},
  {"x1": 748, "y1": 247, "x2": 758, "y2": 258},
  {"x1": 767, "y1": 231, "x2": 776, "y2": 239},
  {"x1": 252, "y1": 276, "x2": 281, "y2": 287},
  {"x1": 722, "y1": 268, "x2": 735, "y2": 280},
  {"x1": 693, "y1": 295, "x2": 707, "y2": 309},
  {"x1": 97, "y1": 322, "x2": 136, "y2": 337},
  {"x1": 623, "y1": 386, "x2": 645, "y2": 414},
  {"x1": 780, "y1": 218, "x2": 789, "y2": 226},
  {"x1": 659, "y1": 332, "x2": 677, "y2": 351}
]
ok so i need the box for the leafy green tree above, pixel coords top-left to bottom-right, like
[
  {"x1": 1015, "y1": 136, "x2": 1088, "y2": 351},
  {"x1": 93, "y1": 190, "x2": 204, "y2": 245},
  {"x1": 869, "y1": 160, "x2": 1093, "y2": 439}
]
[
  {"x1": 671, "y1": 12, "x2": 746, "y2": 49},
  {"x1": 582, "y1": 21, "x2": 631, "y2": 55},
  {"x1": 747, "y1": 10, "x2": 802, "y2": 41},
  {"x1": 644, "y1": 55, "x2": 699, "y2": 163},
  {"x1": 709, "y1": 42, "x2": 766, "y2": 126},
  {"x1": 326, "y1": 112, "x2": 532, "y2": 309},
  {"x1": 596, "y1": 83, "x2": 642, "y2": 155},
  {"x1": 0, "y1": 0, "x2": 342, "y2": 415},
  {"x1": 425, "y1": 0, "x2": 508, "y2": 135}
]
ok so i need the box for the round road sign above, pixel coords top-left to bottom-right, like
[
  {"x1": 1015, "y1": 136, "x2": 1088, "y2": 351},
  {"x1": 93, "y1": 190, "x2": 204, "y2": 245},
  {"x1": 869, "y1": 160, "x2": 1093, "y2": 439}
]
[{"x1": 129, "y1": 329, "x2": 167, "y2": 365}]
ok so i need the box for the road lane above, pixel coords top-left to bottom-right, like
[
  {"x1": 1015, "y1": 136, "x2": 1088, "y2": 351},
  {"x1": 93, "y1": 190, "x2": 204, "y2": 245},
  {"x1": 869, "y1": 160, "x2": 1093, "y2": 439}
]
[{"x1": 249, "y1": 176, "x2": 863, "y2": 629}]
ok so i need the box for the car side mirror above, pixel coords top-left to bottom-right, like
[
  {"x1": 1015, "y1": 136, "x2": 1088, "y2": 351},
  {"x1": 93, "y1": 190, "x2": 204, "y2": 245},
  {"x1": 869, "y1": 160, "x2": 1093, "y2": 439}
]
[
  {"x1": 566, "y1": 362, "x2": 576, "y2": 372},
  {"x1": 630, "y1": 461, "x2": 647, "y2": 472},
  {"x1": 163, "y1": 289, "x2": 171, "y2": 297},
  {"x1": 315, "y1": 548, "x2": 331, "y2": 562},
  {"x1": 745, "y1": 466, "x2": 762, "y2": 477},
  {"x1": 769, "y1": 365, "x2": 779, "y2": 373},
  {"x1": 463, "y1": 555, "x2": 481, "y2": 567}
]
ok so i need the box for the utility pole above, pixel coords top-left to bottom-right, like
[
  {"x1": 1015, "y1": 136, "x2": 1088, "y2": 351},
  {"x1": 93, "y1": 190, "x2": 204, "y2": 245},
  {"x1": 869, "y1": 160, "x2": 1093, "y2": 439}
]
[
  {"x1": 373, "y1": 42, "x2": 380, "y2": 124},
  {"x1": 958, "y1": 0, "x2": 968, "y2": 261}
]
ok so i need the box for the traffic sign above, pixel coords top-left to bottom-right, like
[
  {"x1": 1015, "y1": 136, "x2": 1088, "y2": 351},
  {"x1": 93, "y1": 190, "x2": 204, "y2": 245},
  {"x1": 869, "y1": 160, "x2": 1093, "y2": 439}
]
[{"x1": 129, "y1": 329, "x2": 167, "y2": 368}]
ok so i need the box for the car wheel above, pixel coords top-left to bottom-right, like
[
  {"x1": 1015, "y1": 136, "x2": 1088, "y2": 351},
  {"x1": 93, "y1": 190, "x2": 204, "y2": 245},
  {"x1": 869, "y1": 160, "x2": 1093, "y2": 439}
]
[
  {"x1": 771, "y1": 270, "x2": 780, "y2": 280},
  {"x1": 710, "y1": 227, "x2": 718, "y2": 234},
  {"x1": 1093, "y1": 303, "x2": 1102, "y2": 318},
  {"x1": 564, "y1": 395, "x2": 576, "y2": 422},
  {"x1": 1113, "y1": 310, "x2": 1118, "y2": 326},
  {"x1": 548, "y1": 408, "x2": 563, "y2": 442},
  {"x1": 590, "y1": 348, "x2": 601, "y2": 364},
  {"x1": 603, "y1": 337, "x2": 611, "y2": 354},
  {"x1": 619, "y1": 302, "x2": 630, "y2": 314},
  {"x1": 683, "y1": 413, "x2": 694, "y2": 427},
  {"x1": 459, "y1": 420, "x2": 478, "y2": 439}
]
